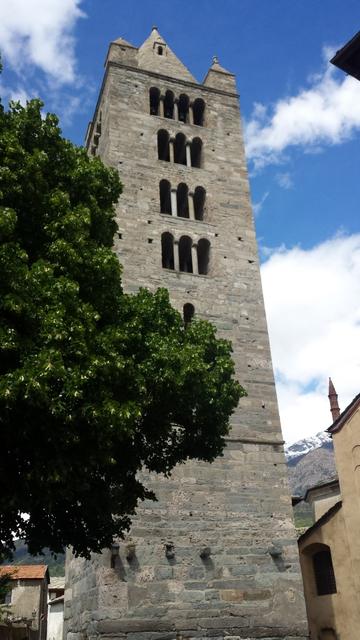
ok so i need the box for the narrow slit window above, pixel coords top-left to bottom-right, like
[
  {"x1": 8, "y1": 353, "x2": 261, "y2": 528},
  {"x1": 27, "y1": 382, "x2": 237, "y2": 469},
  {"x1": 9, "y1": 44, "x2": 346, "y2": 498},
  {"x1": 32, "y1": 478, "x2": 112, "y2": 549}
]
[
  {"x1": 179, "y1": 236, "x2": 193, "y2": 273},
  {"x1": 193, "y1": 98, "x2": 205, "y2": 126},
  {"x1": 149, "y1": 87, "x2": 160, "y2": 116},
  {"x1": 161, "y1": 232, "x2": 174, "y2": 270},
  {"x1": 174, "y1": 133, "x2": 187, "y2": 165},
  {"x1": 178, "y1": 94, "x2": 189, "y2": 123},
  {"x1": 197, "y1": 239, "x2": 210, "y2": 275},
  {"x1": 191, "y1": 137, "x2": 202, "y2": 168},
  {"x1": 183, "y1": 303, "x2": 195, "y2": 325},
  {"x1": 164, "y1": 90, "x2": 174, "y2": 119},
  {"x1": 194, "y1": 186, "x2": 206, "y2": 220},
  {"x1": 157, "y1": 129, "x2": 170, "y2": 161},
  {"x1": 159, "y1": 179, "x2": 171, "y2": 214},
  {"x1": 177, "y1": 183, "x2": 189, "y2": 218}
]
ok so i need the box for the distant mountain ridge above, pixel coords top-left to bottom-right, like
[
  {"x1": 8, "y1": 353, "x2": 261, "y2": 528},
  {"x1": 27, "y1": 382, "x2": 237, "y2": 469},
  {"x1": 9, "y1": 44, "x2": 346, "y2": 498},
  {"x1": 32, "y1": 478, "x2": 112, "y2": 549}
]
[
  {"x1": 285, "y1": 431, "x2": 336, "y2": 496},
  {"x1": 286, "y1": 430, "x2": 333, "y2": 464}
]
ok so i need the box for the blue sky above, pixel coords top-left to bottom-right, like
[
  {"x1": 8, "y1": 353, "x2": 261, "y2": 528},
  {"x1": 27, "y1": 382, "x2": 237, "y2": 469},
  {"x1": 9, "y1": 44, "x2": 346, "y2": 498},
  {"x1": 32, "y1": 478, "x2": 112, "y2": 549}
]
[{"x1": 1, "y1": 0, "x2": 360, "y2": 443}]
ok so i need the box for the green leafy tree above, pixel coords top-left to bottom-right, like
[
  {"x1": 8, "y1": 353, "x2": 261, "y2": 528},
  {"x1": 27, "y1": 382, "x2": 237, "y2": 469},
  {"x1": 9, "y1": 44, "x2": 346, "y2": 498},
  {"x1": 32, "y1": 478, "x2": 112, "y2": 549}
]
[
  {"x1": 0, "y1": 95, "x2": 243, "y2": 559},
  {"x1": 0, "y1": 572, "x2": 12, "y2": 621}
]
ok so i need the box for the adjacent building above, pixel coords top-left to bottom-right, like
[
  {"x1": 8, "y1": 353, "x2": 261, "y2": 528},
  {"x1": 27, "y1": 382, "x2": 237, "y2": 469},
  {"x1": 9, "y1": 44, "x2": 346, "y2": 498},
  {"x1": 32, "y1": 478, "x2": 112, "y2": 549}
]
[
  {"x1": 330, "y1": 30, "x2": 360, "y2": 81},
  {"x1": 46, "y1": 578, "x2": 64, "y2": 640},
  {"x1": 298, "y1": 382, "x2": 360, "y2": 639},
  {"x1": 0, "y1": 565, "x2": 49, "y2": 640}
]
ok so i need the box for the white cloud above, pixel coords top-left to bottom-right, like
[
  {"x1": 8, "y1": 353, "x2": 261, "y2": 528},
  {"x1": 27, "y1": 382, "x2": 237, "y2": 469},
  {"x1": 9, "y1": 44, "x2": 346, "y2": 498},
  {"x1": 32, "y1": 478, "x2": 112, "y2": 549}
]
[
  {"x1": 0, "y1": 0, "x2": 85, "y2": 85},
  {"x1": 0, "y1": 80, "x2": 31, "y2": 105},
  {"x1": 252, "y1": 191, "x2": 269, "y2": 217},
  {"x1": 276, "y1": 172, "x2": 293, "y2": 190},
  {"x1": 245, "y1": 50, "x2": 360, "y2": 169},
  {"x1": 261, "y1": 234, "x2": 360, "y2": 443}
]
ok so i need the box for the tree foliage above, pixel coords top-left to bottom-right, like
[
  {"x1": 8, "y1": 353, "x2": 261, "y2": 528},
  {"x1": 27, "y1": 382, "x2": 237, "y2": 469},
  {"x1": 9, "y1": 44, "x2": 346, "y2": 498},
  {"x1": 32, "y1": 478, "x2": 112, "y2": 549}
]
[
  {"x1": 0, "y1": 572, "x2": 11, "y2": 621},
  {"x1": 0, "y1": 97, "x2": 243, "y2": 559}
]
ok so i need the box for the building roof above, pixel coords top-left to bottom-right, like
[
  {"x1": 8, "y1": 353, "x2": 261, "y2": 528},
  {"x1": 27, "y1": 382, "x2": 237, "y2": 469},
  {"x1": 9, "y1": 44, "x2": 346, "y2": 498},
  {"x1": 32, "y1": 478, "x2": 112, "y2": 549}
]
[
  {"x1": 327, "y1": 392, "x2": 360, "y2": 435},
  {"x1": 208, "y1": 55, "x2": 234, "y2": 76},
  {"x1": 49, "y1": 576, "x2": 65, "y2": 590},
  {"x1": 48, "y1": 595, "x2": 64, "y2": 605},
  {"x1": 112, "y1": 36, "x2": 137, "y2": 49},
  {"x1": 298, "y1": 500, "x2": 342, "y2": 544},
  {"x1": 331, "y1": 31, "x2": 360, "y2": 81},
  {"x1": 0, "y1": 565, "x2": 49, "y2": 581},
  {"x1": 304, "y1": 477, "x2": 339, "y2": 502},
  {"x1": 137, "y1": 27, "x2": 197, "y2": 83}
]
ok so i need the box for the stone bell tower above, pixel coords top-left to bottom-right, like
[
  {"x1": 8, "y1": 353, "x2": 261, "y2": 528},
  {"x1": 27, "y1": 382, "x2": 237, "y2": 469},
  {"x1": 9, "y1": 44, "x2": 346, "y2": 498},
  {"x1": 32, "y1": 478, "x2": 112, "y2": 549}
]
[{"x1": 64, "y1": 28, "x2": 308, "y2": 640}]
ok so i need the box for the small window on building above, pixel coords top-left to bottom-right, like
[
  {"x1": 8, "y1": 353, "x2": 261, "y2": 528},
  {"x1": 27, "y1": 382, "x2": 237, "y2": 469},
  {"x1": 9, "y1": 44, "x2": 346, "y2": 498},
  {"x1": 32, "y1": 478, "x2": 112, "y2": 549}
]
[
  {"x1": 183, "y1": 303, "x2": 195, "y2": 325},
  {"x1": 157, "y1": 130, "x2": 170, "y2": 161},
  {"x1": 161, "y1": 232, "x2": 174, "y2": 270},
  {"x1": 164, "y1": 90, "x2": 174, "y2": 119},
  {"x1": 191, "y1": 137, "x2": 202, "y2": 168},
  {"x1": 177, "y1": 183, "x2": 189, "y2": 218},
  {"x1": 194, "y1": 186, "x2": 206, "y2": 221},
  {"x1": 178, "y1": 94, "x2": 189, "y2": 123},
  {"x1": 313, "y1": 549, "x2": 337, "y2": 596},
  {"x1": 197, "y1": 238, "x2": 210, "y2": 275},
  {"x1": 179, "y1": 236, "x2": 193, "y2": 273},
  {"x1": 158, "y1": 46, "x2": 163, "y2": 56},
  {"x1": 150, "y1": 87, "x2": 160, "y2": 116},
  {"x1": 193, "y1": 98, "x2": 205, "y2": 126},
  {"x1": 174, "y1": 132, "x2": 186, "y2": 165},
  {"x1": 159, "y1": 179, "x2": 171, "y2": 214}
]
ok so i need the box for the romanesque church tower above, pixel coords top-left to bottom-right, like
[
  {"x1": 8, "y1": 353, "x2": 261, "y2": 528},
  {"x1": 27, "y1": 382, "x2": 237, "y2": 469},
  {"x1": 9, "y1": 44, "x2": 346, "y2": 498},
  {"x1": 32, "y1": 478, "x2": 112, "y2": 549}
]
[{"x1": 64, "y1": 28, "x2": 308, "y2": 640}]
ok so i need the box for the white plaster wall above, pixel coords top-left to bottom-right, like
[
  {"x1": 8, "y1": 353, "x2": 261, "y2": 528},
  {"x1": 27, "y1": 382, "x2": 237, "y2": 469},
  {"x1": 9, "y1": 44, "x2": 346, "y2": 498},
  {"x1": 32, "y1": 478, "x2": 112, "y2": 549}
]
[{"x1": 47, "y1": 602, "x2": 63, "y2": 640}]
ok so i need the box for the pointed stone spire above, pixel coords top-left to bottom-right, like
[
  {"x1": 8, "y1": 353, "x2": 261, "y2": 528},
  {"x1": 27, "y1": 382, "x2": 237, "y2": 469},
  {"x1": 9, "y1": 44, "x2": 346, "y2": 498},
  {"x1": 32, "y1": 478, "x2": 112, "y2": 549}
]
[
  {"x1": 203, "y1": 55, "x2": 237, "y2": 92},
  {"x1": 112, "y1": 36, "x2": 137, "y2": 48},
  {"x1": 106, "y1": 34, "x2": 138, "y2": 68},
  {"x1": 138, "y1": 27, "x2": 196, "y2": 82},
  {"x1": 210, "y1": 55, "x2": 233, "y2": 75},
  {"x1": 328, "y1": 377, "x2": 340, "y2": 422}
]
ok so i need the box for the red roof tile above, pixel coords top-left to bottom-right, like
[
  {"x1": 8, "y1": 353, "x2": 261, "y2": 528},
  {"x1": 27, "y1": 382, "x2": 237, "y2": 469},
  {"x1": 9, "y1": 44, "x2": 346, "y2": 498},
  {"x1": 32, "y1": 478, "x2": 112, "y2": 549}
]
[{"x1": 0, "y1": 565, "x2": 49, "y2": 580}]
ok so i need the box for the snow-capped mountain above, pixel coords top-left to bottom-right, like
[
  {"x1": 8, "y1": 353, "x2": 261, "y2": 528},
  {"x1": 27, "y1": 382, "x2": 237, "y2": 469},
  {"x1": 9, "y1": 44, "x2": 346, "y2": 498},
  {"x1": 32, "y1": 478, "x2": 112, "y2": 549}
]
[
  {"x1": 285, "y1": 431, "x2": 332, "y2": 463},
  {"x1": 285, "y1": 431, "x2": 336, "y2": 496}
]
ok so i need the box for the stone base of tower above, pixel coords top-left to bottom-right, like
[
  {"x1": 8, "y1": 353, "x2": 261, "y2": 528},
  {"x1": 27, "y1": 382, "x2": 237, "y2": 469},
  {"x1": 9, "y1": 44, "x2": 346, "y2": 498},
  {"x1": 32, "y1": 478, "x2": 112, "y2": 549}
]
[
  {"x1": 64, "y1": 448, "x2": 309, "y2": 640},
  {"x1": 67, "y1": 626, "x2": 308, "y2": 640}
]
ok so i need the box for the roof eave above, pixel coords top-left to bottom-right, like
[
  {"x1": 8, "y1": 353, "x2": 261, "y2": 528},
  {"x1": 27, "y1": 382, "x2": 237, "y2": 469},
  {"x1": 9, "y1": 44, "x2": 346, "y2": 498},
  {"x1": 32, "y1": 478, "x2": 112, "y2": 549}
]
[{"x1": 330, "y1": 30, "x2": 360, "y2": 81}]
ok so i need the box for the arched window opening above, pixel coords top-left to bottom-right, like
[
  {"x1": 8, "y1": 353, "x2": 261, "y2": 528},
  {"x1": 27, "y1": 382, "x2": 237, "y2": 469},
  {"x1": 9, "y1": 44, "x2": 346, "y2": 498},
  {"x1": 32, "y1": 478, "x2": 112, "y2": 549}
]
[
  {"x1": 191, "y1": 137, "x2": 202, "y2": 168},
  {"x1": 164, "y1": 90, "x2": 174, "y2": 119},
  {"x1": 177, "y1": 183, "x2": 189, "y2": 218},
  {"x1": 149, "y1": 87, "x2": 160, "y2": 116},
  {"x1": 319, "y1": 631, "x2": 336, "y2": 640},
  {"x1": 178, "y1": 94, "x2": 189, "y2": 123},
  {"x1": 158, "y1": 46, "x2": 163, "y2": 56},
  {"x1": 194, "y1": 186, "x2": 206, "y2": 221},
  {"x1": 193, "y1": 98, "x2": 205, "y2": 126},
  {"x1": 183, "y1": 303, "x2": 195, "y2": 325},
  {"x1": 161, "y1": 232, "x2": 174, "y2": 270},
  {"x1": 174, "y1": 132, "x2": 186, "y2": 165},
  {"x1": 159, "y1": 180, "x2": 171, "y2": 214},
  {"x1": 313, "y1": 548, "x2": 337, "y2": 596},
  {"x1": 179, "y1": 236, "x2": 193, "y2": 273},
  {"x1": 157, "y1": 130, "x2": 170, "y2": 161},
  {"x1": 197, "y1": 239, "x2": 210, "y2": 275}
]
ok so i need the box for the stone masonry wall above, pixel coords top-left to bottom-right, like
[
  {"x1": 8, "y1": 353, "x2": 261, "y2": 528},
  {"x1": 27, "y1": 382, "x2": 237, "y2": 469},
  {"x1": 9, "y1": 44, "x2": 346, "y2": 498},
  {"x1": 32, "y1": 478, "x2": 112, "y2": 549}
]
[{"x1": 64, "y1": 36, "x2": 308, "y2": 640}]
